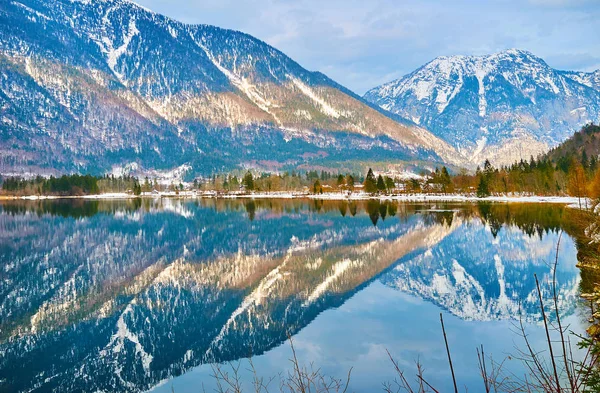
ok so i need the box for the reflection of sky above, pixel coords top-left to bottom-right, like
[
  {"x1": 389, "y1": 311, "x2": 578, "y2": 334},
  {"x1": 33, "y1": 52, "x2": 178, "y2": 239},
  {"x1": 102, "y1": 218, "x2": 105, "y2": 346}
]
[{"x1": 153, "y1": 281, "x2": 586, "y2": 393}]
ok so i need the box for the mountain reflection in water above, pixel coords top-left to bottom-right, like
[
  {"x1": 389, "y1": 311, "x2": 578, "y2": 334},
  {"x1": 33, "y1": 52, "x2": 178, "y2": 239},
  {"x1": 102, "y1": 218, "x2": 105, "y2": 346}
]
[{"x1": 0, "y1": 199, "x2": 581, "y2": 392}]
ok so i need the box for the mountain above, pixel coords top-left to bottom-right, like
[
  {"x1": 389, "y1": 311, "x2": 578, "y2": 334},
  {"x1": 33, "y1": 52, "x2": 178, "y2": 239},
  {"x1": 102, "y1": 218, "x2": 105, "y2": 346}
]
[
  {"x1": 0, "y1": 0, "x2": 461, "y2": 177},
  {"x1": 544, "y1": 123, "x2": 600, "y2": 165},
  {"x1": 364, "y1": 49, "x2": 600, "y2": 166}
]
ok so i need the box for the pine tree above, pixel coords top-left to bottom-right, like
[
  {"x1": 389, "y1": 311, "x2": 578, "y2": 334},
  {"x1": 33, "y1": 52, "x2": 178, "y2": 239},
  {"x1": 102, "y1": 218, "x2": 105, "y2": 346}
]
[
  {"x1": 376, "y1": 175, "x2": 386, "y2": 192},
  {"x1": 582, "y1": 150, "x2": 589, "y2": 171},
  {"x1": 346, "y1": 174, "x2": 355, "y2": 190},
  {"x1": 440, "y1": 166, "x2": 452, "y2": 194},
  {"x1": 385, "y1": 176, "x2": 395, "y2": 192},
  {"x1": 313, "y1": 179, "x2": 323, "y2": 194},
  {"x1": 364, "y1": 168, "x2": 378, "y2": 194},
  {"x1": 230, "y1": 176, "x2": 239, "y2": 190},
  {"x1": 243, "y1": 171, "x2": 254, "y2": 191},
  {"x1": 223, "y1": 176, "x2": 229, "y2": 191},
  {"x1": 409, "y1": 178, "x2": 421, "y2": 193},
  {"x1": 477, "y1": 175, "x2": 490, "y2": 198},
  {"x1": 483, "y1": 159, "x2": 494, "y2": 178},
  {"x1": 590, "y1": 155, "x2": 598, "y2": 174}
]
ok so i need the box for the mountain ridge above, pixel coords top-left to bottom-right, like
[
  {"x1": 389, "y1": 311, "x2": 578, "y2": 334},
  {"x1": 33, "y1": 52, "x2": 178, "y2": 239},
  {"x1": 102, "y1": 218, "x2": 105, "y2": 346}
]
[
  {"x1": 0, "y1": 0, "x2": 462, "y2": 177},
  {"x1": 364, "y1": 49, "x2": 600, "y2": 166}
]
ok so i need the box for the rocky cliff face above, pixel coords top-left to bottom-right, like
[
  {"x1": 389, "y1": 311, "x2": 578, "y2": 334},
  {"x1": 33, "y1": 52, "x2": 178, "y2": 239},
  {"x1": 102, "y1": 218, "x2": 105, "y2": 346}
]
[
  {"x1": 0, "y1": 0, "x2": 460, "y2": 176},
  {"x1": 365, "y1": 49, "x2": 600, "y2": 166}
]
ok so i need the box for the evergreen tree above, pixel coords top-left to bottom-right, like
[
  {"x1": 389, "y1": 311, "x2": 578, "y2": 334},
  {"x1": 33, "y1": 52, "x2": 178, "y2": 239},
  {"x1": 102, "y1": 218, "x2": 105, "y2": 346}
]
[
  {"x1": 346, "y1": 174, "x2": 355, "y2": 189},
  {"x1": 364, "y1": 168, "x2": 378, "y2": 193},
  {"x1": 230, "y1": 176, "x2": 240, "y2": 190},
  {"x1": 440, "y1": 166, "x2": 452, "y2": 194},
  {"x1": 313, "y1": 179, "x2": 323, "y2": 194},
  {"x1": 385, "y1": 176, "x2": 395, "y2": 191},
  {"x1": 477, "y1": 176, "x2": 490, "y2": 198},
  {"x1": 582, "y1": 150, "x2": 589, "y2": 170},
  {"x1": 591, "y1": 155, "x2": 598, "y2": 174},
  {"x1": 243, "y1": 171, "x2": 254, "y2": 191},
  {"x1": 376, "y1": 175, "x2": 386, "y2": 192},
  {"x1": 409, "y1": 178, "x2": 421, "y2": 193},
  {"x1": 529, "y1": 156, "x2": 537, "y2": 170},
  {"x1": 483, "y1": 159, "x2": 494, "y2": 177}
]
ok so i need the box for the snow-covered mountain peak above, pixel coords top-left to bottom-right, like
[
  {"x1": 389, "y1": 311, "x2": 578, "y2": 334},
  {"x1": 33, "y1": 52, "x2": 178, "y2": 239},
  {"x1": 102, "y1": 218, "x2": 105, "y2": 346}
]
[{"x1": 364, "y1": 49, "x2": 600, "y2": 165}]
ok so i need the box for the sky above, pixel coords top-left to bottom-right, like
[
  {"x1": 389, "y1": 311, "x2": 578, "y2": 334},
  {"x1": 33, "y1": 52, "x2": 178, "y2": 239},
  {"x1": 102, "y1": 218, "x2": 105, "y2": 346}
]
[{"x1": 134, "y1": 0, "x2": 600, "y2": 95}]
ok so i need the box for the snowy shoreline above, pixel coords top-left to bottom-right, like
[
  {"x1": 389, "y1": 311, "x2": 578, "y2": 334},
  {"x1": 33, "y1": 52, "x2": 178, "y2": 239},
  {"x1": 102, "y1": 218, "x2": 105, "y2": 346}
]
[{"x1": 0, "y1": 191, "x2": 586, "y2": 207}]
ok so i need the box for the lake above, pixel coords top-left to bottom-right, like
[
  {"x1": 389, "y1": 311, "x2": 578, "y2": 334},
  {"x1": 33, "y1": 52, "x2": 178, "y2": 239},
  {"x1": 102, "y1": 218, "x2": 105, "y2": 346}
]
[{"x1": 0, "y1": 198, "x2": 586, "y2": 392}]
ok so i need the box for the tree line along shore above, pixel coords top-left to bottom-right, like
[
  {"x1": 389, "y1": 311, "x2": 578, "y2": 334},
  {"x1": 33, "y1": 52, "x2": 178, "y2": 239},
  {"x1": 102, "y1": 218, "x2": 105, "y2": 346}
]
[
  {"x1": 2, "y1": 124, "x2": 600, "y2": 199},
  {"x1": 0, "y1": 155, "x2": 597, "y2": 202}
]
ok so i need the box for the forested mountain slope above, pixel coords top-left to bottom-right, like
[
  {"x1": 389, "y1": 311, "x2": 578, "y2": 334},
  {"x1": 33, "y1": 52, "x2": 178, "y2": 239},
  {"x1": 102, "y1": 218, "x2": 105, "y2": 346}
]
[{"x1": 0, "y1": 0, "x2": 461, "y2": 177}]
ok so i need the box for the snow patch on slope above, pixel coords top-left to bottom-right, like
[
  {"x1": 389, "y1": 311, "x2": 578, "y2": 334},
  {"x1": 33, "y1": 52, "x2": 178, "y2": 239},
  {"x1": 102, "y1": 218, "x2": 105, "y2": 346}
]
[
  {"x1": 195, "y1": 41, "x2": 281, "y2": 125},
  {"x1": 289, "y1": 77, "x2": 341, "y2": 119},
  {"x1": 98, "y1": 17, "x2": 140, "y2": 84}
]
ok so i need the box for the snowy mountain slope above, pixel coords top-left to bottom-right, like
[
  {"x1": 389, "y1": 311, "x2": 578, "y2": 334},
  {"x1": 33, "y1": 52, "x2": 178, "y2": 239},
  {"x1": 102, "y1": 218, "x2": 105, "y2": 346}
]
[
  {"x1": 0, "y1": 0, "x2": 462, "y2": 175},
  {"x1": 562, "y1": 69, "x2": 600, "y2": 91},
  {"x1": 364, "y1": 49, "x2": 600, "y2": 166}
]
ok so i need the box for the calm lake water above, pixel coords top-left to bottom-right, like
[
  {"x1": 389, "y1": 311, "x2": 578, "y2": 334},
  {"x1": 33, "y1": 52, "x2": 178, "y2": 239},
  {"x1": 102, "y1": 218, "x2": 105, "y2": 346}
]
[{"x1": 0, "y1": 198, "x2": 586, "y2": 392}]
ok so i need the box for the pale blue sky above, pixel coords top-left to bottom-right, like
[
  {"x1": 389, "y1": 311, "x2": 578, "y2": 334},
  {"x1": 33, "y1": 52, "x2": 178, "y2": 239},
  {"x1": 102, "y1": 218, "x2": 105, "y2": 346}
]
[{"x1": 135, "y1": 0, "x2": 600, "y2": 94}]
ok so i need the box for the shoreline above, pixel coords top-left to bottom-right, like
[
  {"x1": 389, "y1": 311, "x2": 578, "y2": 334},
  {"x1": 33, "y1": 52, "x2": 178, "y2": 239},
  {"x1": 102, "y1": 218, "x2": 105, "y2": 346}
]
[{"x1": 0, "y1": 192, "x2": 586, "y2": 206}]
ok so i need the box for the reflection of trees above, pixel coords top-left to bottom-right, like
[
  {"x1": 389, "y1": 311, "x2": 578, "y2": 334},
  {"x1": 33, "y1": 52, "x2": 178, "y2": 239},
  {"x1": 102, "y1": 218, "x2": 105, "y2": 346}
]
[
  {"x1": 361, "y1": 201, "x2": 402, "y2": 226},
  {"x1": 312, "y1": 199, "x2": 323, "y2": 212},
  {"x1": 387, "y1": 202, "x2": 397, "y2": 217},
  {"x1": 244, "y1": 200, "x2": 256, "y2": 221},
  {"x1": 475, "y1": 202, "x2": 567, "y2": 238},
  {"x1": 1, "y1": 199, "x2": 574, "y2": 238},
  {"x1": 338, "y1": 201, "x2": 347, "y2": 217},
  {"x1": 349, "y1": 201, "x2": 358, "y2": 216},
  {"x1": 0, "y1": 200, "x2": 100, "y2": 218},
  {"x1": 366, "y1": 200, "x2": 380, "y2": 226},
  {"x1": 379, "y1": 202, "x2": 388, "y2": 221},
  {"x1": 132, "y1": 197, "x2": 142, "y2": 211}
]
